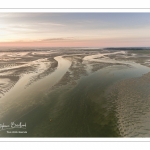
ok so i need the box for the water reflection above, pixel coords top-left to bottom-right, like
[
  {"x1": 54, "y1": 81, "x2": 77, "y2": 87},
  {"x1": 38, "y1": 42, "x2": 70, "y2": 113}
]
[
  {"x1": 0, "y1": 56, "x2": 71, "y2": 123},
  {"x1": 0, "y1": 50, "x2": 150, "y2": 137}
]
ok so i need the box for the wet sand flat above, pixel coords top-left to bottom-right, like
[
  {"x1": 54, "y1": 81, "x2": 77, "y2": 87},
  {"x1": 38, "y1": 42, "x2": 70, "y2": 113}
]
[{"x1": 0, "y1": 48, "x2": 150, "y2": 137}]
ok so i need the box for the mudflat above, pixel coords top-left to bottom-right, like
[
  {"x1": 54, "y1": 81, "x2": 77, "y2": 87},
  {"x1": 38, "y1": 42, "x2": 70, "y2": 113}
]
[{"x1": 0, "y1": 48, "x2": 150, "y2": 137}]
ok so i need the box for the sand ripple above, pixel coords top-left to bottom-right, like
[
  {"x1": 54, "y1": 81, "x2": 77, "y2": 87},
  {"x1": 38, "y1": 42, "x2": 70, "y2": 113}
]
[{"x1": 107, "y1": 72, "x2": 150, "y2": 137}]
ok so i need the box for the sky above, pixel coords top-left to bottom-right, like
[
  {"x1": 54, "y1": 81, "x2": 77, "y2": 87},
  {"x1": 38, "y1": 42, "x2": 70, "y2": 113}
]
[{"x1": 0, "y1": 13, "x2": 150, "y2": 47}]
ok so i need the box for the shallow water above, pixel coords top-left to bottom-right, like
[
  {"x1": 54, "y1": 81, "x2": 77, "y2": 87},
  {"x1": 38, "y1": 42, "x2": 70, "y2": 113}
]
[
  {"x1": 25, "y1": 61, "x2": 150, "y2": 137},
  {"x1": 0, "y1": 50, "x2": 150, "y2": 137},
  {"x1": 0, "y1": 56, "x2": 71, "y2": 123}
]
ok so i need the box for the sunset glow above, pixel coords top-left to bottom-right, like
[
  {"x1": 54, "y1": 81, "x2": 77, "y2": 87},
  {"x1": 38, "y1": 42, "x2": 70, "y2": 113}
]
[{"x1": 0, "y1": 13, "x2": 150, "y2": 47}]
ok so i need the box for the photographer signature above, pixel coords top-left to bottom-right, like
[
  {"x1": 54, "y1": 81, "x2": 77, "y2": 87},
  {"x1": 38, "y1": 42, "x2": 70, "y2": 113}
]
[{"x1": 0, "y1": 122, "x2": 26, "y2": 131}]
